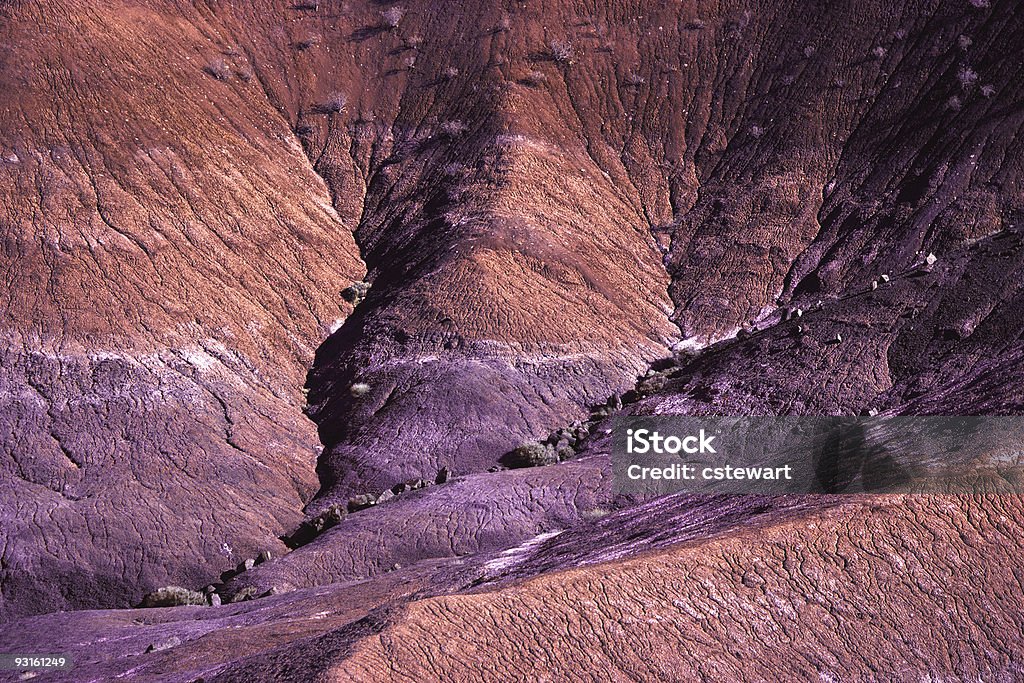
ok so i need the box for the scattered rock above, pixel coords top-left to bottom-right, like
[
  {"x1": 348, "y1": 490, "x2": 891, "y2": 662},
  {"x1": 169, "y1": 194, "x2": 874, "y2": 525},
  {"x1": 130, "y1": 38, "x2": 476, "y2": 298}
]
[
  {"x1": 256, "y1": 550, "x2": 272, "y2": 564},
  {"x1": 145, "y1": 635, "x2": 182, "y2": 653},
  {"x1": 880, "y1": 274, "x2": 891, "y2": 283},
  {"x1": 208, "y1": 593, "x2": 221, "y2": 607},
  {"x1": 350, "y1": 382, "x2": 371, "y2": 398},
  {"x1": 915, "y1": 252, "x2": 938, "y2": 273},
  {"x1": 435, "y1": 467, "x2": 451, "y2": 484},
  {"x1": 243, "y1": 558, "x2": 256, "y2": 571},
  {"x1": 376, "y1": 489, "x2": 395, "y2": 504}
]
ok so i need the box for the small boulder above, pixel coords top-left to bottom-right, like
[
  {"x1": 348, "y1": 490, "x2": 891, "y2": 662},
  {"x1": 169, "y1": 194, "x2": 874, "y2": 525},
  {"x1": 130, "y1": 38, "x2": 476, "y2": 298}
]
[
  {"x1": 506, "y1": 442, "x2": 557, "y2": 468},
  {"x1": 347, "y1": 493, "x2": 378, "y2": 512},
  {"x1": 323, "y1": 504, "x2": 346, "y2": 525}
]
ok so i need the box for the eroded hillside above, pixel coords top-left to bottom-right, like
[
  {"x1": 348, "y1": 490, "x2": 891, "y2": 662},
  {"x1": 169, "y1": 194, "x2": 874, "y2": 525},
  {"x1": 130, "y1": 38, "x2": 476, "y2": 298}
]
[{"x1": 0, "y1": 0, "x2": 1021, "y2": 679}]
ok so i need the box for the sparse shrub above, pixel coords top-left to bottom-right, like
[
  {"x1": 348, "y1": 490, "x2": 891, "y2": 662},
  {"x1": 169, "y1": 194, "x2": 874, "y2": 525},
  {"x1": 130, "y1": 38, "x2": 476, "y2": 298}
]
[
  {"x1": 441, "y1": 66, "x2": 460, "y2": 80},
  {"x1": 685, "y1": 19, "x2": 705, "y2": 30},
  {"x1": 624, "y1": 71, "x2": 645, "y2": 86},
  {"x1": 495, "y1": 15, "x2": 512, "y2": 32},
  {"x1": 749, "y1": 124, "x2": 766, "y2": 138},
  {"x1": 341, "y1": 280, "x2": 370, "y2": 304},
  {"x1": 229, "y1": 586, "x2": 259, "y2": 603},
  {"x1": 440, "y1": 120, "x2": 468, "y2": 137},
  {"x1": 294, "y1": 1, "x2": 319, "y2": 9},
  {"x1": 236, "y1": 65, "x2": 254, "y2": 82},
  {"x1": 203, "y1": 58, "x2": 231, "y2": 81},
  {"x1": 322, "y1": 91, "x2": 347, "y2": 113},
  {"x1": 968, "y1": 0, "x2": 990, "y2": 7},
  {"x1": 871, "y1": 45, "x2": 887, "y2": 60},
  {"x1": 980, "y1": 84, "x2": 995, "y2": 98},
  {"x1": 295, "y1": 121, "x2": 315, "y2": 136},
  {"x1": 957, "y1": 66, "x2": 978, "y2": 89},
  {"x1": 507, "y1": 441, "x2": 557, "y2": 468},
  {"x1": 958, "y1": 34, "x2": 973, "y2": 50},
  {"x1": 522, "y1": 70, "x2": 547, "y2": 87},
  {"x1": 947, "y1": 95, "x2": 963, "y2": 111},
  {"x1": 139, "y1": 586, "x2": 207, "y2": 608},
  {"x1": 295, "y1": 34, "x2": 320, "y2": 50},
  {"x1": 381, "y1": 6, "x2": 405, "y2": 29},
  {"x1": 803, "y1": 44, "x2": 816, "y2": 58},
  {"x1": 442, "y1": 162, "x2": 465, "y2": 177},
  {"x1": 350, "y1": 382, "x2": 371, "y2": 398},
  {"x1": 548, "y1": 39, "x2": 573, "y2": 63}
]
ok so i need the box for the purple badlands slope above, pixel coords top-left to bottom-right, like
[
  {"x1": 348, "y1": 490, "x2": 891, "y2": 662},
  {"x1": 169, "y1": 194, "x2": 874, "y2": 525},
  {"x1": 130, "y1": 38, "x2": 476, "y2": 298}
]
[{"x1": 0, "y1": 0, "x2": 1022, "y2": 680}]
